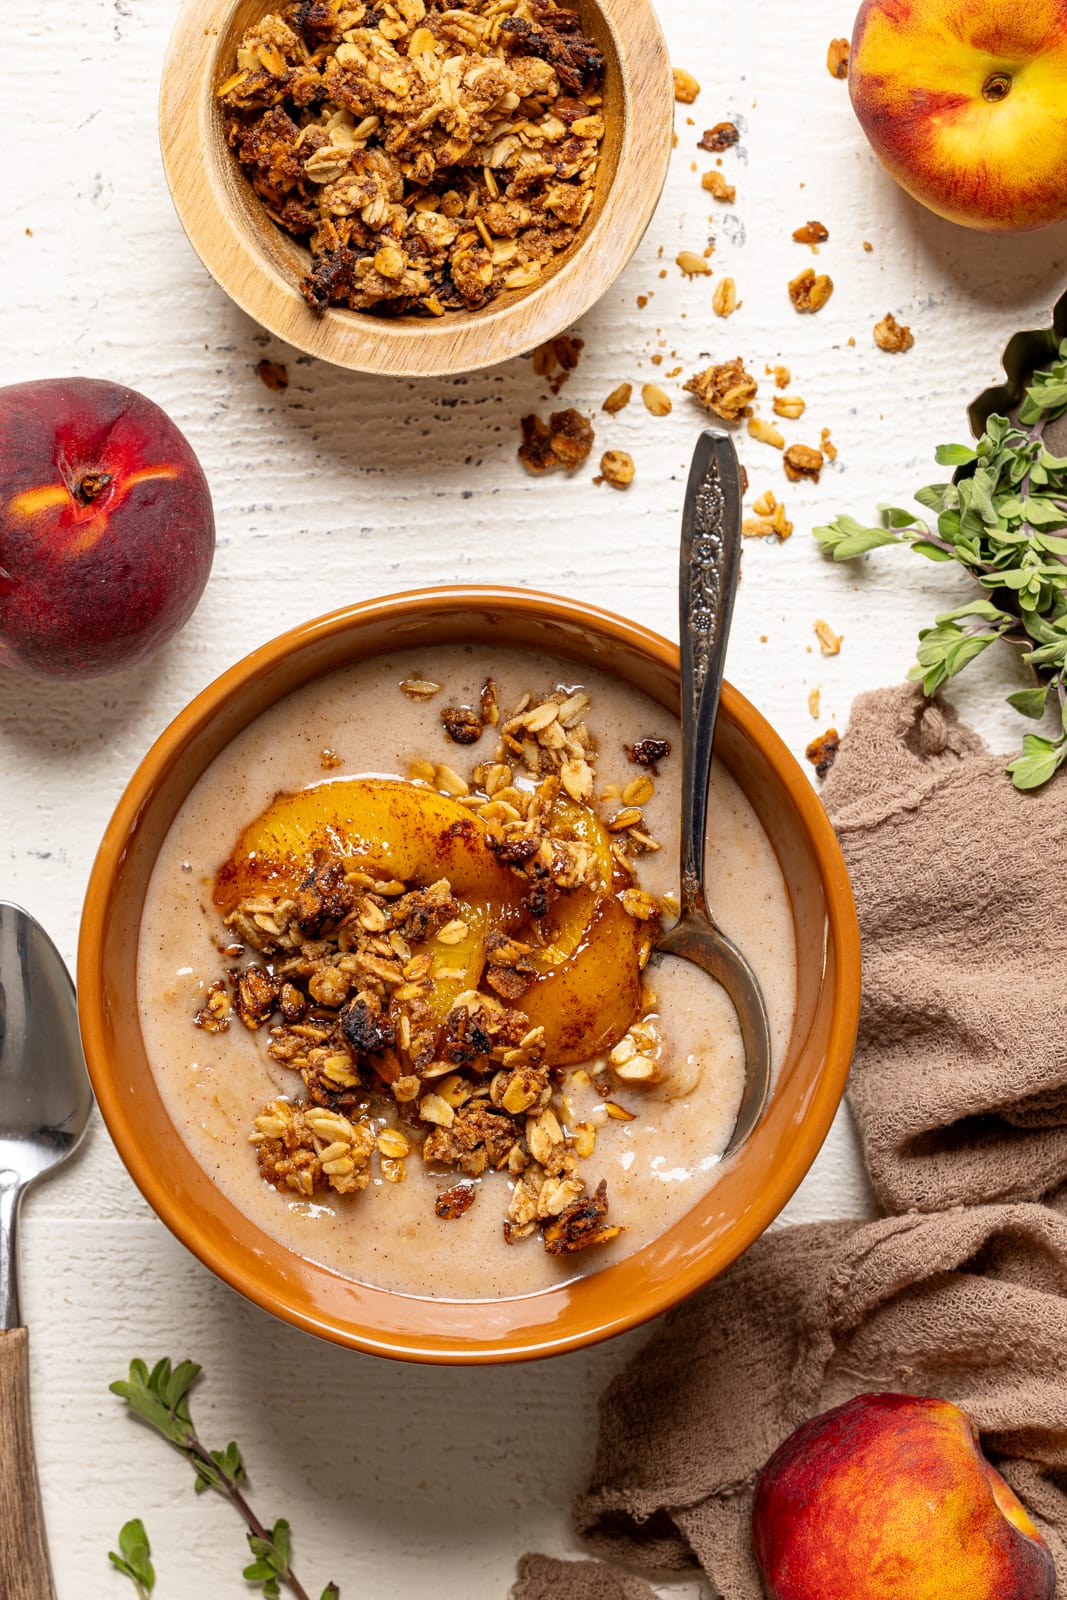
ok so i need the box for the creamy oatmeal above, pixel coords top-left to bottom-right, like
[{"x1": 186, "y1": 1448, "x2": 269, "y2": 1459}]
[{"x1": 138, "y1": 644, "x2": 796, "y2": 1299}]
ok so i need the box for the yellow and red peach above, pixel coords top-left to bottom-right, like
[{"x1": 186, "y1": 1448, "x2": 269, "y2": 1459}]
[
  {"x1": 752, "y1": 1392, "x2": 1055, "y2": 1600},
  {"x1": 849, "y1": 0, "x2": 1067, "y2": 232},
  {"x1": 0, "y1": 377, "x2": 214, "y2": 677}
]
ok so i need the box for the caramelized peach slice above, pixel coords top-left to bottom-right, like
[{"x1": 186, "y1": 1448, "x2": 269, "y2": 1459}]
[{"x1": 520, "y1": 895, "x2": 645, "y2": 1065}]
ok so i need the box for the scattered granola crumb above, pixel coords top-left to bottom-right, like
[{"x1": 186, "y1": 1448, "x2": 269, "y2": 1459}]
[
  {"x1": 789, "y1": 268, "x2": 834, "y2": 313},
  {"x1": 519, "y1": 410, "x2": 595, "y2": 473},
  {"x1": 848, "y1": 335, "x2": 856, "y2": 347},
  {"x1": 873, "y1": 312, "x2": 915, "y2": 353},
  {"x1": 806, "y1": 727, "x2": 840, "y2": 778},
  {"x1": 784, "y1": 443, "x2": 824, "y2": 482},
  {"x1": 814, "y1": 619, "x2": 843, "y2": 656},
  {"x1": 827, "y1": 38, "x2": 850, "y2": 78},
  {"x1": 602, "y1": 382, "x2": 633, "y2": 414},
  {"x1": 793, "y1": 220, "x2": 829, "y2": 249},
  {"x1": 743, "y1": 489, "x2": 792, "y2": 540},
  {"x1": 712, "y1": 277, "x2": 739, "y2": 317},
  {"x1": 773, "y1": 394, "x2": 806, "y2": 419},
  {"x1": 808, "y1": 687, "x2": 821, "y2": 719},
  {"x1": 685, "y1": 357, "x2": 758, "y2": 421},
  {"x1": 863, "y1": 240, "x2": 874, "y2": 252},
  {"x1": 636, "y1": 294, "x2": 650, "y2": 309},
  {"x1": 698, "y1": 122, "x2": 739, "y2": 151},
  {"x1": 600, "y1": 450, "x2": 635, "y2": 489},
  {"x1": 820, "y1": 427, "x2": 838, "y2": 462},
  {"x1": 441, "y1": 705, "x2": 484, "y2": 745},
  {"x1": 533, "y1": 334, "x2": 584, "y2": 394},
  {"x1": 748, "y1": 416, "x2": 784, "y2": 449},
  {"x1": 319, "y1": 748, "x2": 344, "y2": 771},
  {"x1": 627, "y1": 737, "x2": 671, "y2": 771},
  {"x1": 673, "y1": 67, "x2": 700, "y2": 103},
  {"x1": 642, "y1": 383, "x2": 673, "y2": 417},
  {"x1": 701, "y1": 170, "x2": 736, "y2": 203},
  {"x1": 677, "y1": 250, "x2": 712, "y2": 278},
  {"x1": 770, "y1": 364, "x2": 791, "y2": 389},
  {"x1": 256, "y1": 359, "x2": 289, "y2": 392}
]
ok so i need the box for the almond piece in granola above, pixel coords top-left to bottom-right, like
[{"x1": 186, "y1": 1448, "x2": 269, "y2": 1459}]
[{"x1": 642, "y1": 384, "x2": 673, "y2": 417}]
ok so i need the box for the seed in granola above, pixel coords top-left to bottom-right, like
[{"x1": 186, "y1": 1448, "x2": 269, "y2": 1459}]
[
  {"x1": 600, "y1": 450, "x2": 635, "y2": 489},
  {"x1": 673, "y1": 67, "x2": 701, "y2": 103},
  {"x1": 873, "y1": 312, "x2": 915, "y2": 353},
  {"x1": 701, "y1": 170, "x2": 736, "y2": 203},
  {"x1": 748, "y1": 417, "x2": 784, "y2": 449},
  {"x1": 642, "y1": 384, "x2": 673, "y2": 417},
  {"x1": 814, "y1": 619, "x2": 843, "y2": 656},
  {"x1": 784, "y1": 444, "x2": 824, "y2": 483},
  {"x1": 626, "y1": 737, "x2": 671, "y2": 771},
  {"x1": 712, "y1": 277, "x2": 739, "y2": 317},
  {"x1": 519, "y1": 410, "x2": 595, "y2": 474},
  {"x1": 602, "y1": 383, "x2": 633, "y2": 414},
  {"x1": 827, "y1": 37, "x2": 850, "y2": 78},
  {"x1": 698, "y1": 122, "x2": 739, "y2": 151},
  {"x1": 684, "y1": 358, "x2": 758, "y2": 421},
  {"x1": 806, "y1": 727, "x2": 840, "y2": 778},
  {"x1": 789, "y1": 269, "x2": 834, "y2": 314},
  {"x1": 435, "y1": 1182, "x2": 476, "y2": 1219},
  {"x1": 792, "y1": 220, "x2": 829, "y2": 248},
  {"x1": 677, "y1": 251, "x2": 712, "y2": 278},
  {"x1": 773, "y1": 395, "x2": 806, "y2": 420},
  {"x1": 441, "y1": 705, "x2": 484, "y2": 745},
  {"x1": 255, "y1": 359, "x2": 289, "y2": 392}
]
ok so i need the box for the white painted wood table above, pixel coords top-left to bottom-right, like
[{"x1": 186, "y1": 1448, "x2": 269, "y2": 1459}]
[{"x1": 4, "y1": 0, "x2": 1067, "y2": 1593}]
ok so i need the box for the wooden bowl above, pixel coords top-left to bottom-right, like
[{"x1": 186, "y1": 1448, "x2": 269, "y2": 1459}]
[
  {"x1": 159, "y1": 0, "x2": 673, "y2": 376},
  {"x1": 79, "y1": 588, "x2": 861, "y2": 1363}
]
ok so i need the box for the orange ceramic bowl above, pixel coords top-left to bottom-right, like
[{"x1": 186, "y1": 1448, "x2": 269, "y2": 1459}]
[{"x1": 78, "y1": 587, "x2": 860, "y2": 1363}]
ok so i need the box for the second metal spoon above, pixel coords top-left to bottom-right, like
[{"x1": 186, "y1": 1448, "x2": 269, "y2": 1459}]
[{"x1": 653, "y1": 429, "x2": 772, "y2": 1154}]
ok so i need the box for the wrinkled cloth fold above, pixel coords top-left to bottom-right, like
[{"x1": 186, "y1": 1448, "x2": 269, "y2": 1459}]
[
  {"x1": 822, "y1": 684, "x2": 1067, "y2": 1214},
  {"x1": 562, "y1": 1206, "x2": 1067, "y2": 1599},
  {"x1": 511, "y1": 686, "x2": 1067, "y2": 1599}
]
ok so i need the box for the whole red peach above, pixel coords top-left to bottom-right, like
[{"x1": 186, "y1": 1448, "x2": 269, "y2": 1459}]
[
  {"x1": 0, "y1": 378, "x2": 214, "y2": 678},
  {"x1": 850, "y1": 0, "x2": 1067, "y2": 232},
  {"x1": 753, "y1": 1393, "x2": 1055, "y2": 1600}
]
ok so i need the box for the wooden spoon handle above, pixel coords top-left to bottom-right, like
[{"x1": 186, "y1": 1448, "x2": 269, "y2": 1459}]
[{"x1": 0, "y1": 1328, "x2": 57, "y2": 1600}]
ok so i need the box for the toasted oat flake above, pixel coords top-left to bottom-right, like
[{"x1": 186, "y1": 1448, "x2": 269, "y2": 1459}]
[
  {"x1": 789, "y1": 269, "x2": 834, "y2": 314},
  {"x1": 873, "y1": 312, "x2": 915, "y2": 353},
  {"x1": 814, "y1": 619, "x2": 843, "y2": 656},
  {"x1": 602, "y1": 383, "x2": 633, "y2": 414},
  {"x1": 673, "y1": 67, "x2": 701, "y2": 103},
  {"x1": 808, "y1": 687, "x2": 821, "y2": 719},
  {"x1": 773, "y1": 395, "x2": 806, "y2": 420},
  {"x1": 748, "y1": 416, "x2": 784, "y2": 449},
  {"x1": 677, "y1": 250, "x2": 712, "y2": 278},
  {"x1": 400, "y1": 678, "x2": 443, "y2": 700},
  {"x1": 600, "y1": 449, "x2": 635, "y2": 488},
  {"x1": 712, "y1": 277, "x2": 739, "y2": 317},
  {"x1": 642, "y1": 384, "x2": 673, "y2": 417}
]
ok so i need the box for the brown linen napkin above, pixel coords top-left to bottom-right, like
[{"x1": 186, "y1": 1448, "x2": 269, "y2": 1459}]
[
  {"x1": 511, "y1": 1556, "x2": 656, "y2": 1599},
  {"x1": 548, "y1": 1204, "x2": 1067, "y2": 1600},
  {"x1": 821, "y1": 683, "x2": 1067, "y2": 1214}
]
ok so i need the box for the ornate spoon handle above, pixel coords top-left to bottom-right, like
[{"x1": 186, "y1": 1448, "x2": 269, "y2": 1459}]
[{"x1": 677, "y1": 429, "x2": 745, "y2": 921}]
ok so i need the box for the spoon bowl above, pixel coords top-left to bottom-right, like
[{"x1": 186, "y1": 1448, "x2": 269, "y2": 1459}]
[{"x1": 653, "y1": 433, "x2": 773, "y2": 1155}]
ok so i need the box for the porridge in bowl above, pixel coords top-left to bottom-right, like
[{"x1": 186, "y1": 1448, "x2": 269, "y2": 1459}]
[{"x1": 138, "y1": 643, "x2": 796, "y2": 1299}]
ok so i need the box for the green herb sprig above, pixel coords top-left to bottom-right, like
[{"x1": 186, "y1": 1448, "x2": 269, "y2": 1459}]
[
  {"x1": 814, "y1": 337, "x2": 1067, "y2": 789},
  {"x1": 109, "y1": 1520, "x2": 155, "y2": 1598},
  {"x1": 110, "y1": 1359, "x2": 339, "y2": 1600}
]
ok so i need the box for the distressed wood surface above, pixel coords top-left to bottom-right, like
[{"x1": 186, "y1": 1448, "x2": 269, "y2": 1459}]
[
  {"x1": 0, "y1": 1329, "x2": 58, "y2": 1600},
  {"x1": 3, "y1": 0, "x2": 1067, "y2": 1594}
]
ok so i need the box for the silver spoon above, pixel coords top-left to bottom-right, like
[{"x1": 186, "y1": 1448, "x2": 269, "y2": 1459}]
[
  {"x1": 0, "y1": 902, "x2": 93, "y2": 1600},
  {"x1": 654, "y1": 430, "x2": 773, "y2": 1154}
]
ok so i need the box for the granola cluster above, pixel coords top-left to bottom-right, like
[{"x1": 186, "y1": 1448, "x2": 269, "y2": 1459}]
[
  {"x1": 219, "y1": 0, "x2": 606, "y2": 315},
  {"x1": 198, "y1": 680, "x2": 676, "y2": 1256}
]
